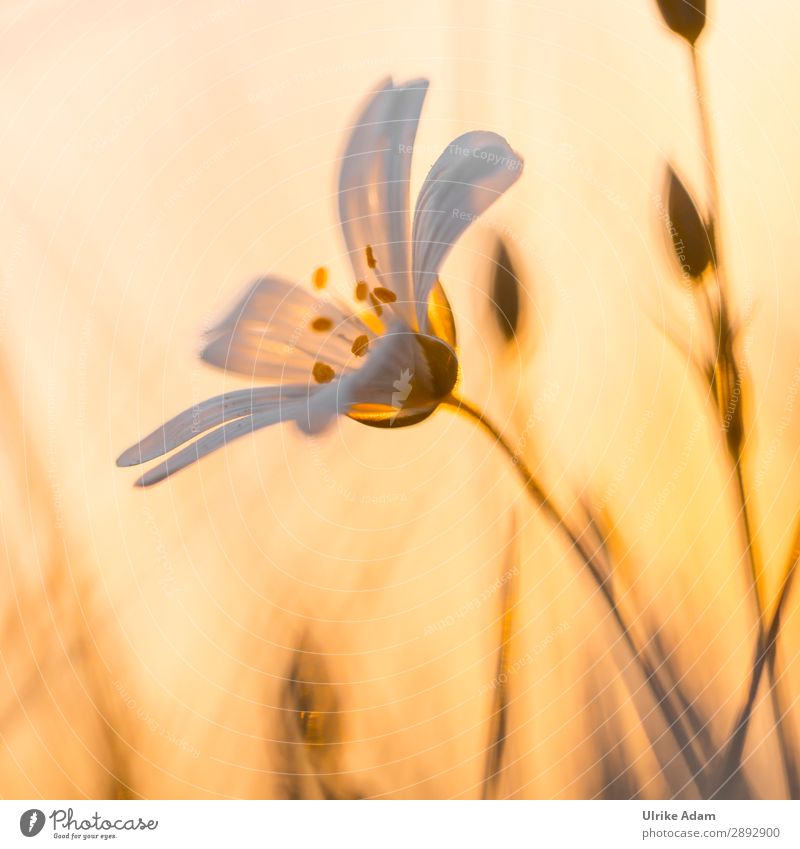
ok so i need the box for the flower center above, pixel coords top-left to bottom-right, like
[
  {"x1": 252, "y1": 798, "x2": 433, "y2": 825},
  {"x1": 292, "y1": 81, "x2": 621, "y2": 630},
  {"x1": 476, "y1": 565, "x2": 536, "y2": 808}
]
[
  {"x1": 413, "y1": 333, "x2": 459, "y2": 401},
  {"x1": 306, "y1": 252, "x2": 445, "y2": 394}
]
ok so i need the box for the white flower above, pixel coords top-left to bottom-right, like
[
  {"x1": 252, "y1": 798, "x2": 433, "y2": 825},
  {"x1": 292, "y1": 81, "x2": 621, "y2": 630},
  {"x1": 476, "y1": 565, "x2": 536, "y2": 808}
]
[{"x1": 118, "y1": 77, "x2": 523, "y2": 486}]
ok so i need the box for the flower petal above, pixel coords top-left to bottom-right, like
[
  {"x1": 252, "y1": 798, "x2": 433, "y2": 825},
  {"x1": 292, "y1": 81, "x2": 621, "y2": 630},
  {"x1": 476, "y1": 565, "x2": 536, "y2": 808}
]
[
  {"x1": 201, "y1": 275, "x2": 370, "y2": 380},
  {"x1": 295, "y1": 380, "x2": 344, "y2": 434},
  {"x1": 116, "y1": 385, "x2": 308, "y2": 466},
  {"x1": 132, "y1": 400, "x2": 305, "y2": 487},
  {"x1": 411, "y1": 131, "x2": 523, "y2": 330},
  {"x1": 338, "y1": 77, "x2": 429, "y2": 326}
]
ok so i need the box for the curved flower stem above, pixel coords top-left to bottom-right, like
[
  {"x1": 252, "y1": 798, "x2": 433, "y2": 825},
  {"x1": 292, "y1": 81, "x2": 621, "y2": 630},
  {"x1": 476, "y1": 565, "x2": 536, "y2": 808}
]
[
  {"x1": 690, "y1": 44, "x2": 798, "y2": 794},
  {"x1": 444, "y1": 394, "x2": 708, "y2": 794}
]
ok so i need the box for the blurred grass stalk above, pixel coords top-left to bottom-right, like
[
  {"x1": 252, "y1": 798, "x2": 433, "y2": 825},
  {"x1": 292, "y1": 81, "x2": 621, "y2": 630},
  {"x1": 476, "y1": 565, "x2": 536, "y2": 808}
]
[
  {"x1": 656, "y1": 0, "x2": 800, "y2": 792},
  {"x1": 447, "y1": 395, "x2": 710, "y2": 792},
  {"x1": 690, "y1": 42, "x2": 799, "y2": 797}
]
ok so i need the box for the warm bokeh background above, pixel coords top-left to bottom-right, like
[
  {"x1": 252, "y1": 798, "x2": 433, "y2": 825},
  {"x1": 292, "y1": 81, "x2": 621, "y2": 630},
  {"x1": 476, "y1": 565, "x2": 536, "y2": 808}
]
[{"x1": 1, "y1": 0, "x2": 799, "y2": 798}]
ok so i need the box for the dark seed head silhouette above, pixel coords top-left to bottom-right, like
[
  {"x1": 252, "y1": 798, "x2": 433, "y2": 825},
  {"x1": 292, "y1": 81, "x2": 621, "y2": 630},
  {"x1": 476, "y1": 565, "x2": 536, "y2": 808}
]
[
  {"x1": 665, "y1": 165, "x2": 714, "y2": 282},
  {"x1": 490, "y1": 238, "x2": 522, "y2": 342},
  {"x1": 655, "y1": 0, "x2": 706, "y2": 44}
]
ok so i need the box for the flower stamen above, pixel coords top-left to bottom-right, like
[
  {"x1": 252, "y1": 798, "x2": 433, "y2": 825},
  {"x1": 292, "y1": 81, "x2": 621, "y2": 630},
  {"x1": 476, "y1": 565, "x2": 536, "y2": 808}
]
[
  {"x1": 312, "y1": 267, "x2": 328, "y2": 289},
  {"x1": 310, "y1": 317, "x2": 333, "y2": 332},
  {"x1": 355, "y1": 280, "x2": 369, "y2": 301},
  {"x1": 312, "y1": 362, "x2": 336, "y2": 384},
  {"x1": 365, "y1": 245, "x2": 377, "y2": 269},
  {"x1": 368, "y1": 292, "x2": 383, "y2": 317},
  {"x1": 351, "y1": 335, "x2": 369, "y2": 357},
  {"x1": 373, "y1": 287, "x2": 397, "y2": 304}
]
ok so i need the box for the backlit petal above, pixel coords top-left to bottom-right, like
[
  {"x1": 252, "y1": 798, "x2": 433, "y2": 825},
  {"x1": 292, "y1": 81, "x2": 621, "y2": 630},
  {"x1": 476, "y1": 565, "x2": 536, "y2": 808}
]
[
  {"x1": 133, "y1": 400, "x2": 306, "y2": 487},
  {"x1": 201, "y1": 275, "x2": 370, "y2": 380},
  {"x1": 411, "y1": 131, "x2": 523, "y2": 330},
  {"x1": 338, "y1": 78, "x2": 429, "y2": 326},
  {"x1": 116, "y1": 385, "x2": 308, "y2": 466}
]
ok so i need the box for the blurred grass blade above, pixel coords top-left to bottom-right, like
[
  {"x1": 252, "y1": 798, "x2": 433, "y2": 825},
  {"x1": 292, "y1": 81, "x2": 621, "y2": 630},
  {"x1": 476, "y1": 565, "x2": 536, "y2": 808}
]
[
  {"x1": 482, "y1": 521, "x2": 519, "y2": 799},
  {"x1": 279, "y1": 641, "x2": 357, "y2": 799}
]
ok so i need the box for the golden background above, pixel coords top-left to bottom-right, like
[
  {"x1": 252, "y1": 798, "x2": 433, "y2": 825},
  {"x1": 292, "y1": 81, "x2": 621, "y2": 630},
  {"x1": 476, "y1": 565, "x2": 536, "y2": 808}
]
[{"x1": 0, "y1": 0, "x2": 798, "y2": 798}]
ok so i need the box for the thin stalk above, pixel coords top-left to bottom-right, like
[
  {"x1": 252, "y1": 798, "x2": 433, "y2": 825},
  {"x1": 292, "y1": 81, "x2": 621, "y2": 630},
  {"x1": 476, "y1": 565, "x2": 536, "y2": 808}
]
[
  {"x1": 691, "y1": 46, "x2": 764, "y2": 624},
  {"x1": 721, "y1": 540, "x2": 800, "y2": 795},
  {"x1": 445, "y1": 395, "x2": 709, "y2": 793},
  {"x1": 481, "y1": 550, "x2": 518, "y2": 799},
  {"x1": 691, "y1": 45, "x2": 797, "y2": 793}
]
